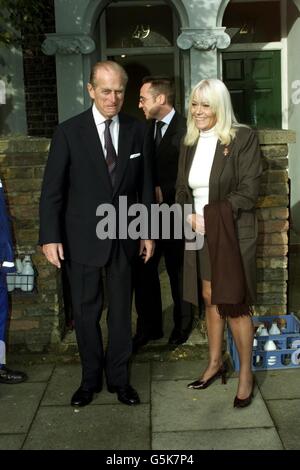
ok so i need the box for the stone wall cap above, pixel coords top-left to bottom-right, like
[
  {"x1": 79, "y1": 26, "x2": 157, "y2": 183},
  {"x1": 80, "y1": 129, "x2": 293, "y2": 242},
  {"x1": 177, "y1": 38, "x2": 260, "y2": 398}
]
[
  {"x1": 257, "y1": 129, "x2": 296, "y2": 145},
  {"x1": 0, "y1": 136, "x2": 50, "y2": 154}
]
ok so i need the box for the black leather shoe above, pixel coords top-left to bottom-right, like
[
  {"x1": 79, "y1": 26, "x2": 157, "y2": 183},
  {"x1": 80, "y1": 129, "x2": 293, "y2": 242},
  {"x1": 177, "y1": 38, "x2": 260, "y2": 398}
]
[
  {"x1": 187, "y1": 364, "x2": 227, "y2": 389},
  {"x1": 0, "y1": 366, "x2": 28, "y2": 384},
  {"x1": 233, "y1": 380, "x2": 255, "y2": 408},
  {"x1": 71, "y1": 385, "x2": 102, "y2": 407},
  {"x1": 168, "y1": 330, "x2": 190, "y2": 346},
  {"x1": 233, "y1": 391, "x2": 253, "y2": 408},
  {"x1": 132, "y1": 332, "x2": 163, "y2": 353},
  {"x1": 107, "y1": 384, "x2": 140, "y2": 406}
]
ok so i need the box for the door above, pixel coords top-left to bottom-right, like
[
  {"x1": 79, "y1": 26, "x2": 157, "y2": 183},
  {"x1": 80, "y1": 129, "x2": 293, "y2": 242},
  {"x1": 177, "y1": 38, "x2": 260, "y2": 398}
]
[
  {"x1": 99, "y1": 1, "x2": 182, "y2": 119},
  {"x1": 108, "y1": 54, "x2": 175, "y2": 119},
  {"x1": 223, "y1": 51, "x2": 281, "y2": 128}
]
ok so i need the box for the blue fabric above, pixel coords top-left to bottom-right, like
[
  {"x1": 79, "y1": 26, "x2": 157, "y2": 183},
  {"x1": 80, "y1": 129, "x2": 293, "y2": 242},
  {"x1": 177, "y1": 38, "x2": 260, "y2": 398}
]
[
  {"x1": 0, "y1": 179, "x2": 15, "y2": 274},
  {"x1": 0, "y1": 178, "x2": 15, "y2": 365}
]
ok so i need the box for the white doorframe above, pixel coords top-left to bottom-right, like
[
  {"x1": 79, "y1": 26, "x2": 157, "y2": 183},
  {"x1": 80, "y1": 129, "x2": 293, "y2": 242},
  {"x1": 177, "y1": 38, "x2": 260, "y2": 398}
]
[{"x1": 280, "y1": 0, "x2": 288, "y2": 129}]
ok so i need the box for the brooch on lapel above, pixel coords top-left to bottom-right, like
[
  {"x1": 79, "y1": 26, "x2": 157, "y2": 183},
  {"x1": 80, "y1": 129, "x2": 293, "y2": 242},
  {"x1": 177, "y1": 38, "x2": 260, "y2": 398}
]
[{"x1": 223, "y1": 147, "x2": 229, "y2": 157}]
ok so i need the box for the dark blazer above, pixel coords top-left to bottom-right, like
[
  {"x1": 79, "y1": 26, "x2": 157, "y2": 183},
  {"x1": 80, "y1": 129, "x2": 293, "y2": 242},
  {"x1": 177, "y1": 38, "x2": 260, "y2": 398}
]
[
  {"x1": 176, "y1": 126, "x2": 263, "y2": 306},
  {"x1": 39, "y1": 108, "x2": 153, "y2": 267},
  {"x1": 149, "y1": 111, "x2": 186, "y2": 205}
]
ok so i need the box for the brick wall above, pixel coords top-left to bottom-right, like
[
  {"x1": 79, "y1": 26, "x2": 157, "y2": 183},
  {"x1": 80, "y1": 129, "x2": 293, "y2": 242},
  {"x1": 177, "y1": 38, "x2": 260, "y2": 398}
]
[
  {"x1": 255, "y1": 130, "x2": 295, "y2": 315},
  {"x1": 22, "y1": 0, "x2": 58, "y2": 138},
  {"x1": 0, "y1": 137, "x2": 63, "y2": 353},
  {"x1": 0, "y1": 130, "x2": 295, "y2": 352}
]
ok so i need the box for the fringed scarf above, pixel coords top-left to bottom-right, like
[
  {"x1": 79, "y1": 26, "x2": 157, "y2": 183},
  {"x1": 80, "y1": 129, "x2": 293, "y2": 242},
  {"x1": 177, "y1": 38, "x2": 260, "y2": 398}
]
[{"x1": 204, "y1": 200, "x2": 252, "y2": 319}]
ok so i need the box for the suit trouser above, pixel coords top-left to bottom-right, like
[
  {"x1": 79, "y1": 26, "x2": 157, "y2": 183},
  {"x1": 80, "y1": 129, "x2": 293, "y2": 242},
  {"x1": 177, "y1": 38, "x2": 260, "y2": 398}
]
[
  {"x1": 66, "y1": 243, "x2": 132, "y2": 389},
  {"x1": 134, "y1": 238, "x2": 192, "y2": 336}
]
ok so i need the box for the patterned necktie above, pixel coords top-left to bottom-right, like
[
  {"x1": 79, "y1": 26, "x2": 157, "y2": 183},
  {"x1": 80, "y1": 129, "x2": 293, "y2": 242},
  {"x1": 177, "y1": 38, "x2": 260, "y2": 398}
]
[
  {"x1": 154, "y1": 121, "x2": 164, "y2": 149},
  {"x1": 104, "y1": 119, "x2": 117, "y2": 185}
]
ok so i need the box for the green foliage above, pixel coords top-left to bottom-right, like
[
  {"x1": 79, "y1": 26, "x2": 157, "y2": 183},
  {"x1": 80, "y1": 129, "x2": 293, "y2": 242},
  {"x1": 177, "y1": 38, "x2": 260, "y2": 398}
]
[{"x1": 0, "y1": 0, "x2": 52, "y2": 46}]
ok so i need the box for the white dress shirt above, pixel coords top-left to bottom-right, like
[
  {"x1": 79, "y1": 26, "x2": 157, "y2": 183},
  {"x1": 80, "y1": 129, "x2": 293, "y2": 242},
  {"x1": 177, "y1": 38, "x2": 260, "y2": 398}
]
[
  {"x1": 154, "y1": 107, "x2": 176, "y2": 139},
  {"x1": 92, "y1": 103, "x2": 119, "y2": 156}
]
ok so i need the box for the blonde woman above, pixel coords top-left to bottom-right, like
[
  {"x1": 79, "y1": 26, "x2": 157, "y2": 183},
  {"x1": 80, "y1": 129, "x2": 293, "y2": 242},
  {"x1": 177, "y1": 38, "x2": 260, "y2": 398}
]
[{"x1": 176, "y1": 79, "x2": 262, "y2": 408}]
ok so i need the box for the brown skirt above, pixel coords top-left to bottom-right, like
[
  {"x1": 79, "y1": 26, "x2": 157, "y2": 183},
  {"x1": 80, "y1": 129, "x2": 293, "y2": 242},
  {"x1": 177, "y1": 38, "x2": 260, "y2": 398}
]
[{"x1": 197, "y1": 237, "x2": 211, "y2": 282}]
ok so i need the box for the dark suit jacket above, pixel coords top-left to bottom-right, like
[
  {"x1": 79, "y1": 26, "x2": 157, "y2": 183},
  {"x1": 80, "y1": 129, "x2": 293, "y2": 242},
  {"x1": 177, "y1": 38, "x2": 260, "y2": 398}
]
[
  {"x1": 39, "y1": 108, "x2": 153, "y2": 267},
  {"x1": 176, "y1": 126, "x2": 263, "y2": 306},
  {"x1": 149, "y1": 111, "x2": 186, "y2": 205}
]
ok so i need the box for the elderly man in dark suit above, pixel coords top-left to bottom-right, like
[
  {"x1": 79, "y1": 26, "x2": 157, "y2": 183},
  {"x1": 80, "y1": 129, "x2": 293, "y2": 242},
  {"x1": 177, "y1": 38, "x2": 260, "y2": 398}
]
[
  {"x1": 39, "y1": 61, "x2": 154, "y2": 407},
  {"x1": 132, "y1": 76, "x2": 193, "y2": 352}
]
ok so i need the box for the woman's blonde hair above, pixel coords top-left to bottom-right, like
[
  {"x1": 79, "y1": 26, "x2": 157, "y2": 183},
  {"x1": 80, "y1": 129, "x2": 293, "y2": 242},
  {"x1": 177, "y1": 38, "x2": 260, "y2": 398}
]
[{"x1": 184, "y1": 78, "x2": 242, "y2": 146}]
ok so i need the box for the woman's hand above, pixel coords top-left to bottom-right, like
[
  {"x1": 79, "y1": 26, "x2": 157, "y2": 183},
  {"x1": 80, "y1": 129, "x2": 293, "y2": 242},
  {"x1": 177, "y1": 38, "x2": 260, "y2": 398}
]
[{"x1": 186, "y1": 213, "x2": 205, "y2": 235}]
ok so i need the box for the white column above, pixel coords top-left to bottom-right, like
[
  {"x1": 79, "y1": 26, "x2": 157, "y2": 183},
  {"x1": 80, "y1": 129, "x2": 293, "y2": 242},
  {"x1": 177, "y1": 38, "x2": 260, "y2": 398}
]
[
  {"x1": 177, "y1": 27, "x2": 231, "y2": 87},
  {"x1": 0, "y1": 46, "x2": 27, "y2": 135}
]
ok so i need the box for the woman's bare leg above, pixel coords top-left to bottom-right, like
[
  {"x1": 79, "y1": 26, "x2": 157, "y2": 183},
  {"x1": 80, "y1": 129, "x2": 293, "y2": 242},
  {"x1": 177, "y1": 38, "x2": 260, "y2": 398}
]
[{"x1": 228, "y1": 315, "x2": 254, "y2": 398}]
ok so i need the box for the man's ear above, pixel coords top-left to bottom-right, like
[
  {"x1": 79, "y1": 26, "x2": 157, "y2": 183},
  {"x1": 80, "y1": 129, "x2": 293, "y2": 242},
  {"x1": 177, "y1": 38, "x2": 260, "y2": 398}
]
[
  {"x1": 156, "y1": 93, "x2": 166, "y2": 105},
  {"x1": 87, "y1": 83, "x2": 95, "y2": 100}
]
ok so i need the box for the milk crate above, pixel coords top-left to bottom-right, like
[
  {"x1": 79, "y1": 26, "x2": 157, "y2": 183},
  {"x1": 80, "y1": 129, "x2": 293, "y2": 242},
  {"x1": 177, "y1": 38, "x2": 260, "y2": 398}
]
[
  {"x1": 227, "y1": 314, "x2": 300, "y2": 371},
  {"x1": 6, "y1": 271, "x2": 36, "y2": 293}
]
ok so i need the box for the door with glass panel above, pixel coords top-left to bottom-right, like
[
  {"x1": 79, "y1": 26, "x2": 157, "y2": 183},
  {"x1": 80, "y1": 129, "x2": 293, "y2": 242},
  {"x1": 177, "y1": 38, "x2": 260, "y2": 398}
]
[{"x1": 99, "y1": 0, "x2": 182, "y2": 119}]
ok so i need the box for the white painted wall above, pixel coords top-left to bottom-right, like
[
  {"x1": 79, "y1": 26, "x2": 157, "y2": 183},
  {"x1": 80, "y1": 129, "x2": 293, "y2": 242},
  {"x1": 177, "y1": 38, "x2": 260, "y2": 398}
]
[{"x1": 0, "y1": 46, "x2": 27, "y2": 135}]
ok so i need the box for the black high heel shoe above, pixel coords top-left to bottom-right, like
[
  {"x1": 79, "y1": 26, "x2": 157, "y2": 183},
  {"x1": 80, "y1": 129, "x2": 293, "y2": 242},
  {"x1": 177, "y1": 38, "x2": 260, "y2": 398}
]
[
  {"x1": 233, "y1": 380, "x2": 255, "y2": 408},
  {"x1": 187, "y1": 364, "x2": 227, "y2": 390}
]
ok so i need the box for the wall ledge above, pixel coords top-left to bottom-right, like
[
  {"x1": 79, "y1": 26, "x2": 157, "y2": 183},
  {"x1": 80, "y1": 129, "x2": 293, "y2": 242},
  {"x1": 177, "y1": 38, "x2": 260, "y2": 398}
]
[
  {"x1": 1, "y1": 131, "x2": 296, "y2": 150},
  {"x1": 257, "y1": 129, "x2": 296, "y2": 145},
  {"x1": 0, "y1": 136, "x2": 50, "y2": 154}
]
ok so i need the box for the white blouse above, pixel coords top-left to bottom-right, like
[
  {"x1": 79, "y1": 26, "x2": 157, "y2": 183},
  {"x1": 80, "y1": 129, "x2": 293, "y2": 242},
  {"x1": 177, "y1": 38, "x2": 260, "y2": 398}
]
[{"x1": 188, "y1": 127, "x2": 218, "y2": 215}]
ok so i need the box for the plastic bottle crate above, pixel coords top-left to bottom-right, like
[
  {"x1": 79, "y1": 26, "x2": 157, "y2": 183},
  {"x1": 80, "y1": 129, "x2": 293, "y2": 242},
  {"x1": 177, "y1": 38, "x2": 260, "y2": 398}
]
[
  {"x1": 6, "y1": 272, "x2": 36, "y2": 292},
  {"x1": 227, "y1": 314, "x2": 300, "y2": 371}
]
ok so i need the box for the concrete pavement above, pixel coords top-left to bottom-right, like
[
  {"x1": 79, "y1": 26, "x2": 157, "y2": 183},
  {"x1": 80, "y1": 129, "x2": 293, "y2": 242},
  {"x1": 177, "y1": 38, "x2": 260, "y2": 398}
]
[{"x1": 1, "y1": 352, "x2": 300, "y2": 450}]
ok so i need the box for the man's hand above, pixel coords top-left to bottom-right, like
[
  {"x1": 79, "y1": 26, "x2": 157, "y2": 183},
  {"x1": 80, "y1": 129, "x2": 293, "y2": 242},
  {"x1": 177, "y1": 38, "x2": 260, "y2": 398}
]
[
  {"x1": 42, "y1": 243, "x2": 64, "y2": 268},
  {"x1": 186, "y1": 213, "x2": 205, "y2": 235},
  {"x1": 139, "y1": 239, "x2": 155, "y2": 263},
  {"x1": 155, "y1": 186, "x2": 163, "y2": 204}
]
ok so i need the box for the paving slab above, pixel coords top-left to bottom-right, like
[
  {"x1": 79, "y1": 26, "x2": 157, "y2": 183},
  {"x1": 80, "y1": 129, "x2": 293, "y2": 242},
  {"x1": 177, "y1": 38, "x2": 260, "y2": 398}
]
[
  {"x1": 9, "y1": 363, "x2": 55, "y2": 383},
  {"x1": 129, "y1": 362, "x2": 151, "y2": 403},
  {"x1": 152, "y1": 378, "x2": 273, "y2": 432},
  {"x1": 0, "y1": 383, "x2": 46, "y2": 433},
  {"x1": 42, "y1": 362, "x2": 150, "y2": 406},
  {"x1": 267, "y1": 399, "x2": 300, "y2": 450},
  {"x1": 0, "y1": 434, "x2": 25, "y2": 450},
  {"x1": 152, "y1": 359, "x2": 207, "y2": 381},
  {"x1": 41, "y1": 364, "x2": 82, "y2": 406},
  {"x1": 152, "y1": 427, "x2": 283, "y2": 450},
  {"x1": 255, "y1": 369, "x2": 300, "y2": 400},
  {"x1": 23, "y1": 404, "x2": 150, "y2": 450}
]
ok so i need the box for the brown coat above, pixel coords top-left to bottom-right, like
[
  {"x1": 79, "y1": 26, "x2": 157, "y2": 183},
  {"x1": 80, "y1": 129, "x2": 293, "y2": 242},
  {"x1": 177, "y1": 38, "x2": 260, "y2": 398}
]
[{"x1": 175, "y1": 126, "x2": 263, "y2": 306}]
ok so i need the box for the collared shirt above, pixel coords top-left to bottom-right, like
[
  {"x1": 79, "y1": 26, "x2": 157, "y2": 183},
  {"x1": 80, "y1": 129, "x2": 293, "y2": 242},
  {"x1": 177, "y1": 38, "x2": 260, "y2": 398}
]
[
  {"x1": 92, "y1": 103, "x2": 119, "y2": 156},
  {"x1": 154, "y1": 107, "x2": 175, "y2": 139}
]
